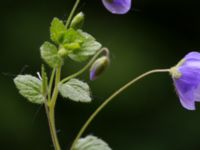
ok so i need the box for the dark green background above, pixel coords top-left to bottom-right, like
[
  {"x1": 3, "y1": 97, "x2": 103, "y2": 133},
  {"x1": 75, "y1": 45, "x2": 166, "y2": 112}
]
[{"x1": 1, "y1": 0, "x2": 200, "y2": 149}]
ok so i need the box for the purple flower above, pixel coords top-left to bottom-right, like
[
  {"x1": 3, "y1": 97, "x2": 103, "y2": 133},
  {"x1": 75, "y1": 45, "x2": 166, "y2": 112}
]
[
  {"x1": 170, "y1": 52, "x2": 200, "y2": 110},
  {"x1": 102, "y1": 0, "x2": 132, "y2": 14}
]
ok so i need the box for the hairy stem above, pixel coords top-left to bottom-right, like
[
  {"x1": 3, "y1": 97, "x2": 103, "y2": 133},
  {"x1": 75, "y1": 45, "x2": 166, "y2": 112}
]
[
  {"x1": 45, "y1": 0, "x2": 82, "y2": 149},
  {"x1": 46, "y1": 0, "x2": 82, "y2": 149},
  {"x1": 49, "y1": 107, "x2": 60, "y2": 150},
  {"x1": 61, "y1": 48, "x2": 108, "y2": 84},
  {"x1": 48, "y1": 68, "x2": 56, "y2": 101},
  {"x1": 70, "y1": 69, "x2": 170, "y2": 150},
  {"x1": 44, "y1": 103, "x2": 57, "y2": 149},
  {"x1": 48, "y1": 66, "x2": 62, "y2": 150}
]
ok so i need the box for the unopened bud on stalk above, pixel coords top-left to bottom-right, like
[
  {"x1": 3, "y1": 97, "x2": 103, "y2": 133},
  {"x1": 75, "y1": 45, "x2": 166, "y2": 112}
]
[
  {"x1": 90, "y1": 56, "x2": 110, "y2": 80},
  {"x1": 70, "y1": 12, "x2": 85, "y2": 30}
]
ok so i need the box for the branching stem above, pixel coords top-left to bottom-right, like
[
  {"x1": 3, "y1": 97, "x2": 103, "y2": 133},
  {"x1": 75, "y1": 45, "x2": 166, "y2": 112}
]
[
  {"x1": 48, "y1": 66, "x2": 62, "y2": 150},
  {"x1": 45, "y1": 0, "x2": 82, "y2": 148}
]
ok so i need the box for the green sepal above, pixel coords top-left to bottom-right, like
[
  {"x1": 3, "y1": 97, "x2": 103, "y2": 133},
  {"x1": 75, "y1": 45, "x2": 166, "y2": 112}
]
[
  {"x1": 50, "y1": 17, "x2": 67, "y2": 44},
  {"x1": 40, "y1": 41, "x2": 63, "y2": 68},
  {"x1": 73, "y1": 135, "x2": 112, "y2": 150},
  {"x1": 58, "y1": 78, "x2": 92, "y2": 103},
  {"x1": 14, "y1": 75, "x2": 45, "y2": 104}
]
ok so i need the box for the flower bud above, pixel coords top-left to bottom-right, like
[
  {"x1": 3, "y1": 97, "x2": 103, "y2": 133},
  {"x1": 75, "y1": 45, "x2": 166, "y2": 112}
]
[
  {"x1": 58, "y1": 47, "x2": 68, "y2": 57},
  {"x1": 70, "y1": 12, "x2": 85, "y2": 30},
  {"x1": 90, "y1": 56, "x2": 110, "y2": 80}
]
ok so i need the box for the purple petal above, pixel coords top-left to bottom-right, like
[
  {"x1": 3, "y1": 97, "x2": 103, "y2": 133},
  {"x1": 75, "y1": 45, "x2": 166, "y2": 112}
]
[
  {"x1": 173, "y1": 52, "x2": 200, "y2": 110},
  {"x1": 194, "y1": 85, "x2": 200, "y2": 102},
  {"x1": 182, "y1": 57, "x2": 200, "y2": 70},
  {"x1": 174, "y1": 78, "x2": 196, "y2": 110},
  {"x1": 102, "y1": 0, "x2": 131, "y2": 14},
  {"x1": 90, "y1": 70, "x2": 96, "y2": 81},
  {"x1": 184, "y1": 51, "x2": 200, "y2": 60}
]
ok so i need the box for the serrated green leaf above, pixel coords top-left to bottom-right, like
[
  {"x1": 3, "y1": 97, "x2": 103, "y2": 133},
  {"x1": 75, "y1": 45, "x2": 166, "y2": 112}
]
[
  {"x1": 68, "y1": 30, "x2": 102, "y2": 62},
  {"x1": 50, "y1": 17, "x2": 67, "y2": 44},
  {"x1": 58, "y1": 78, "x2": 91, "y2": 103},
  {"x1": 62, "y1": 28, "x2": 84, "y2": 44},
  {"x1": 73, "y1": 135, "x2": 112, "y2": 150},
  {"x1": 14, "y1": 75, "x2": 45, "y2": 104},
  {"x1": 40, "y1": 41, "x2": 63, "y2": 68},
  {"x1": 80, "y1": 39, "x2": 102, "y2": 55},
  {"x1": 78, "y1": 30, "x2": 102, "y2": 55},
  {"x1": 68, "y1": 54, "x2": 88, "y2": 62}
]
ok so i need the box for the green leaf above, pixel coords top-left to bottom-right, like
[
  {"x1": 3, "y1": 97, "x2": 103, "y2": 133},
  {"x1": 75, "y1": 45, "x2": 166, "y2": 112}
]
[
  {"x1": 68, "y1": 54, "x2": 88, "y2": 62},
  {"x1": 50, "y1": 17, "x2": 67, "y2": 44},
  {"x1": 40, "y1": 41, "x2": 63, "y2": 68},
  {"x1": 58, "y1": 78, "x2": 91, "y2": 103},
  {"x1": 14, "y1": 75, "x2": 45, "y2": 104},
  {"x1": 68, "y1": 30, "x2": 102, "y2": 62},
  {"x1": 78, "y1": 30, "x2": 102, "y2": 55},
  {"x1": 73, "y1": 135, "x2": 112, "y2": 150},
  {"x1": 62, "y1": 28, "x2": 84, "y2": 46}
]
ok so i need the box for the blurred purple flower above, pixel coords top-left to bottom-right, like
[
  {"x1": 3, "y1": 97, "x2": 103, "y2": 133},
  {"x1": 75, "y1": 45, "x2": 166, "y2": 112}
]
[
  {"x1": 102, "y1": 0, "x2": 132, "y2": 14},
  {"x1": 170, "y1": 52, "x2": 200, "y2": 110}
]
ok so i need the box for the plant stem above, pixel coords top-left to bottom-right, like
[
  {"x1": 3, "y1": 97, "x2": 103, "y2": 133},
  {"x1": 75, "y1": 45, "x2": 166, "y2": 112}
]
[
  {"x1": 70, "y1": 68, "x2": 170, "y2": 150},
  {"x1": 48, "y1": 68, "x2": 56, "y2": 101},
  {"x1": 50, "y1": 66, "x2": 61, "y2": 107},
  {"x1": 49, "y1": 107, "x2": 60, "y2": 150},
  {"x1": 65, "y1": 0, "x2": 81, "y2": 28},
  {"x1": 48, "y1": 66, "x2": 62, "y2": 150},
  {"x1": 61, "y1": 48, "x2": 108, "y2": 84},
  {"x1": 46, "y1": 0, "x2": 83, "y2": 149},
  {"x1": 45, "y1": 0, "x2": 82, "y2": 149},
  {"x1": 44, "y1": 103, "x2": 55, "y2": 147}
]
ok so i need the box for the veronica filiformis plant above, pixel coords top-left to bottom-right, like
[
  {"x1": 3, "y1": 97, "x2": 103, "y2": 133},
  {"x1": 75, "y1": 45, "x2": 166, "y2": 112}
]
[{"x1": 14, "y1": 0, "x2": 199, "y2": 150}]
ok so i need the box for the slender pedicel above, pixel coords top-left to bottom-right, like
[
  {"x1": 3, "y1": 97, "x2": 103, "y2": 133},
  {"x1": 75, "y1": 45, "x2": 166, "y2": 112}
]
[
  {"x1": 70, "y1": 69, "x2": 170, "y2": 150},
  {"x1": 61, "y1": 48, "x2": 110, "y2": 84}
]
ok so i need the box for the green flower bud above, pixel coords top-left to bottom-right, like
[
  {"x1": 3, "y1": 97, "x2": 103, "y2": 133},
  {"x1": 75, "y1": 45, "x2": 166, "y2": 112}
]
[
  {"x1": 70, "y1": 12, "x2": 85, "y2": 30},
  {"x1": 90, "y1": 56, "x2": 110, "y2": 80},
  {"x1": 63, "y1": 42, "x2": 81, "y2": 50},
  {"x1": 58, "y1": 47, "x2": 68, "y2": 57}
]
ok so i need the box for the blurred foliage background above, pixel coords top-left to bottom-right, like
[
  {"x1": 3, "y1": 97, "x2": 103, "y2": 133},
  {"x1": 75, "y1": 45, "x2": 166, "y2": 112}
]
[{"x1": 1, "y1": 0, "x2": 200, "y2": 149}]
